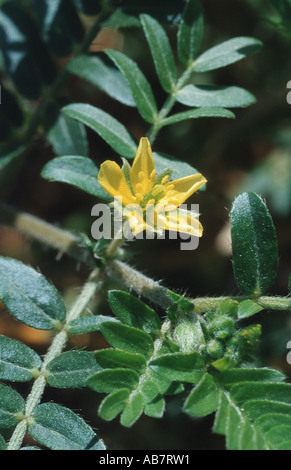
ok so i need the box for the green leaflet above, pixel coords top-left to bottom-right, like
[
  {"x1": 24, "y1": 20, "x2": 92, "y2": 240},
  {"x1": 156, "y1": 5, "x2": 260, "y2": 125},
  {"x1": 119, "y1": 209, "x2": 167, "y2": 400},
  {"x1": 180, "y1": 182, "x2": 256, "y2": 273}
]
[
  {"x1": 98, "y1": 389, "x2": 130, "y2": 421},
  {"x1": 237, "y1": 299, "x2": 263, "y2": 319},
  {"x1": 29, "y1": 403, "x2": 106, "y2": 450},
  {"x1": 193, "y1": 36, "x2": 263, "y2": 72},
  {"x1": 178, "y1": 0, "x2": 204, "y2": 66},
  {"x1": 46, "y1": 351, "x2": 101, "y2": 388},
  {"x1": 105, "y1": 49, "x2": 158, "y2": 124},
  {"x1": 175, "y1": 84, "x2": 256, "y2": 108},
  {"x1": 159, "y1": 107, "x2": 235, "y2": 128},
  {"x1": 62, "y1": 103, "x2": 137, "y2": 158},
  {"x1": 213, "y1": 368, "x2": 291, "y2": 450},
  {"x1": 0, "y1": 383, "x2": 25, "y2": 429},
  {"x1": 0, "y1": 335, "x2": 42, "y2": 382},
  {"x1": 87, "y1": 368, "x2": 140, "y2": 394},
  {"x1": 140, "y1": 14, "x2": 177, "y2": 93},
  {"x1": 183, "y1": 373, "x2": 219, "y2": 417},
  {"x1": 47, "y1": 112, "x2": 89, "y2": 157},
  {"x1": 94, "y1": 349, "x2": 147, "y2": 374},
  {"x1": 144, "y1": 395, "x2": 165, "y2": 419},
  {"x1": 120, "y1": 392, "x2": 144, "y2": 427},
  {"x1": 66, "y1": 55, "x2": 136, "y2": 107},
  {"x1": 67, "y1": 315, "x2": 119, "y2": 335},
  {"x1": 100, "y1": 322, "x2": 155, "y2": 359},
  {"x1": 230, "y1": 192, "x2": 279, "y2": 296},
  {"x1": 108, "y1": 290, "x2": 161, "y2": 338},
  {"x1": 0, "y1": 257, "x2": 66, "y2": 330},
  {"x1": 41, "y1": 156, "x2": 111, "y2": 200},
  {"x1": 149, "y1": 351, "x2": 205, "y2": 383}
]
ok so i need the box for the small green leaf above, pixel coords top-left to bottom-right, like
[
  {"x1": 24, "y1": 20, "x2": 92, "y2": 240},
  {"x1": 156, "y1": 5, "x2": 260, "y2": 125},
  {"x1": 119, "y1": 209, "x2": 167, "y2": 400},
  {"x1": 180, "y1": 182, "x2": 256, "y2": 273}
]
[
  {"x1": 46, "y1": 351, "x2": 100, "y2": 388},
  {"x1": 41, "y1": 156, "x2": 110, "y2": 200},
  {"x1": 211, "y1": 356, "x2": 233, "y2": 372},
  {"x1": 218, "y1": 368, "x2": 286, "y2": 388},
  {"x1": 237, "y1": 299, "x2": 264, "y2": 319},
  {"x1": 175, "y1": 84, "x2": 256, "y2": 108},
  {"x1": 0, "y1": 335, "x2": 42, "y2": 382},
  {"x1": 144, "y1": 396, "x2": 165, "y2": 418},
  {"x1": 0, "y1": 383, "x2": 25, "y2": 428},
  {"x1": 149, "y1": 351, "x2": 205, "y2": 383},
  {"x1": 120, "y1": 392, "x2": 144, "y2": 427},
  {"x1": 193, "y1": 37, "x2": 262, "y2": 72},
  {"x1": 67, "y1": 315, "x2": 119, "y2": 335},
  {"x1": 47, "y1": 112, "x2": 88, "y2": 157},
  {"x1": 108, "y1": 290, "x2": 161, "y2": 337},
  {"x1": 98, "y1": 389, "x2": 130, "y2": 421},
  {"x1": 0, "y1": 257, "x2": 66, "y2": 330},
  {"x1": 140, "y1": 380, "x2": 160, "y2": 403},
  {"x1": 62, "y1": 103, "x2": 137, "y2": 158},
  {"x1": 105, "y1": 49, "x2": 158, "y2": 123},
  {"x1": 178, "y1": 0, "x2": 204, "y2": 66},
  {"x1": 216, "y1": 299, "x2": 238, "y2": 317},
  {"x1": 244, "y1": 400, "x2": 291, "y2": 422},
  {"x1": 140, "y1": 14, "x2": 177, "y2": 93},
  {"x1": 230, "y1": 192, "x2": 279, "y2": 296},
  {"x1": 231, "y1": 382, "x2": 291, "y2": 408},
  {"x1": 29, "y1": 403, "x2": 106, "y2": 450},
  {"x1": 100, "y1": 322, "x2": 154, "y2": 359},
  {"x1": 66, "y1": 55, "x2": 135, "y2": 107},
  {"x1": 183, "y1": 373, "x2": 219, "y2": 417},
  {"x1": 87, "y1": 368, "x2": 139, "y2": 393},
  {"x1": 160, "y1": 107, "x2": 235, "y2": 127},
  {"x1": 94, "y1": 349, "x2": 146, "y2": 374}
]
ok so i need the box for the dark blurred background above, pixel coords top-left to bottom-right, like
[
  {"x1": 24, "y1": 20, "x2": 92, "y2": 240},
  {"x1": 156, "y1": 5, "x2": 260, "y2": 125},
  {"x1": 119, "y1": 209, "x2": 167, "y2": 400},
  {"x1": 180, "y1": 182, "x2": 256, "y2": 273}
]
[{"x1": 0, "y1": 0, "x2": 291, "y2": 450}]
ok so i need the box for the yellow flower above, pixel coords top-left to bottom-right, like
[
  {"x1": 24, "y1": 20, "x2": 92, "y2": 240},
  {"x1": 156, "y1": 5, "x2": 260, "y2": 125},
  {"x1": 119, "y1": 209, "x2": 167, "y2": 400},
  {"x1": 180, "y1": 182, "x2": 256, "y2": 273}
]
[{"x1": 98, "y1": 137, "x2": 207, "y2": 237}]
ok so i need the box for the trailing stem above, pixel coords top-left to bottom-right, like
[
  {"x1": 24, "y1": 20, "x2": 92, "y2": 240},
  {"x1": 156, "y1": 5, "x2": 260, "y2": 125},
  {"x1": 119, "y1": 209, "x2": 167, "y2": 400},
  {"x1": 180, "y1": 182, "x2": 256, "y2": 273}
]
[{"x1": 7, "y1": 268, "x2": 102, "y2": 450}]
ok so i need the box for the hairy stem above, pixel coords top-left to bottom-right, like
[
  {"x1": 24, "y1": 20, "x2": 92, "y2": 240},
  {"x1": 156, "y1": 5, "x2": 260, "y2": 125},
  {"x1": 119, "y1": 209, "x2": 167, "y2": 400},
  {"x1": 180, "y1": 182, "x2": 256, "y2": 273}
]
[
  {"x1": 7, "y1": 269, "x2": 102, "y2": 450},
  {"x1": 1, "y1": 204, "x2": 290, "y2": 316}
]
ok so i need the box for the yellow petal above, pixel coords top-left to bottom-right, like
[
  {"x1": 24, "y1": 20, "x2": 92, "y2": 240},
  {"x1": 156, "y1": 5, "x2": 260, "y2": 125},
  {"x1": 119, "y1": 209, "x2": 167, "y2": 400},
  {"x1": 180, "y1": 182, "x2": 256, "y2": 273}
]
[
  {"x1": 159, "y1": 173, "x2": 207, "y2": 208},
  {"x1": 130, "y1": 137, "x2": 155, "y2": 197},
  {"x1": 98, "y1": 160, "x2": 136, "y2": 206},
  {"x1": 156, "y1": 208, "x2": 203, "y2": 237}
]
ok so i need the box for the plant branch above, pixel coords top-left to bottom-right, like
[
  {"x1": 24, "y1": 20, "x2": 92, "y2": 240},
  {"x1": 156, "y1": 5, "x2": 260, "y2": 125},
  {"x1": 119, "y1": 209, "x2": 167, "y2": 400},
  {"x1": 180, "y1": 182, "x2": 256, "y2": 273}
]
[
  {"x1": 7, "y1": 268, "x2": 102, "y2": 450},
  {"x1": 1, "y1": 204, "x2": 290, "y2": 315},
  {"x1": 147, "y1": 65, "x2": 194, "y2": 144}
]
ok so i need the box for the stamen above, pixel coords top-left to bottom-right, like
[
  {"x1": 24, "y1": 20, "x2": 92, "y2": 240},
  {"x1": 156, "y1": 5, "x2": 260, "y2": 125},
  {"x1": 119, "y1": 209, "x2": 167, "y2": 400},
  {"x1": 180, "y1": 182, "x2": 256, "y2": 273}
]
[
  {"x1": 161, "y1": 175, "x2": 169, "y2": 185},
  {"x1": 151, "y1": 184, "x2": 165, "y2": 198},
  {"x1": 150, "y1": 169, "x2": 156, "y2": 180},
  {"x1": 166, "y1": 184, "x2": 174, "y2": 191},
  {"x1": 147, "y1": 199, "x2": 155, "y2": 205}
]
